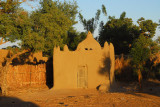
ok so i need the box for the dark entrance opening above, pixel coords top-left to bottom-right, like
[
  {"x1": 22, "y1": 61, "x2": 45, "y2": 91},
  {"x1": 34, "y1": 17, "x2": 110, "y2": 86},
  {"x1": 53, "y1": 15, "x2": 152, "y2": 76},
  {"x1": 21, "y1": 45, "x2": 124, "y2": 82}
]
[{"x1": 46, "y1": 58, "x2": 53, "y2": 88}]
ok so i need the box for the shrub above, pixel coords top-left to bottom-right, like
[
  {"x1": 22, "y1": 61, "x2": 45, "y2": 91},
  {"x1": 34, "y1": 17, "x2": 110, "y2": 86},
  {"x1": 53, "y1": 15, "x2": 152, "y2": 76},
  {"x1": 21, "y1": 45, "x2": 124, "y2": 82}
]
[{"x1": 115, "y1": 54, "x2": 136, "y2": 81}]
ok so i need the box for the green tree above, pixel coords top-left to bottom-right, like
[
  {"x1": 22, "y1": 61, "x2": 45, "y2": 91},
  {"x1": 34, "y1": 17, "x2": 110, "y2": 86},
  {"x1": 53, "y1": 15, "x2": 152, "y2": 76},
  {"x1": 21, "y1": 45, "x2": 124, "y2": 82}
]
[
  {"x1": 78, "y1": 9, "x2": 101, "y2": 34},
  {"x1": 78, "y1": 4, "x2": 108, "y2": 34},
  {"x1": 0, "y1": 0, "x2": 34, "y2": 64},
  {"x1": 0, "y1": 0, "x2": 20, "y2": 43},
  {"x1": 130, "y1": 35, "x2": 159, "y2": 88},
  {"x1": 21, "y1": 0, "x2": 78, "y2": 55},
  {"x1": 137, "y1": 17, "x2": 158, "y2": 38},
  {"x1": 0, "y1": 0, "x2": 35, "y2": 45},
  {"x1": 99, "y1": 12, "x2": 140, "y2": 54}
]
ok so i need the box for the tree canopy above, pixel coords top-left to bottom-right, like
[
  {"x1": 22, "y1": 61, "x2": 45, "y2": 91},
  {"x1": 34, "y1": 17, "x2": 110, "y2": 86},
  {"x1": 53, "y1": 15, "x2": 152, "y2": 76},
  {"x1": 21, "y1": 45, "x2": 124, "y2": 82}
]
[
  {"x1": 0, "y1": 0, "x2": 21, "y2": 42},
  {"x1": 98, "y1": 12, "x2": 158, "y2": 55},
  {"x1": 21, "y1": 0, "x2": 78, "y2": 55},
  {"x1": 0, "y1": 0, "x2": 35, "y2": 44},
  {"x1": 99, "y1": 12, "x2": 140, "y2": 54},
  {"x1": 137, "y1": 17, "x2": 158, "y2": 38}
]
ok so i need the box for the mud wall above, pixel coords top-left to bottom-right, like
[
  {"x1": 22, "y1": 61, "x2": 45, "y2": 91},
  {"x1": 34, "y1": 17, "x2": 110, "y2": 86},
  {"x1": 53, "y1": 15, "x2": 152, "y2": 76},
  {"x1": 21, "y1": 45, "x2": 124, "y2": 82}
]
[
  {"x1": 6, "y1": 64, "x2": 46, "y2": 89},
  {"x1": 0, "y1": 50, "x2": 48, "y2": 91}
]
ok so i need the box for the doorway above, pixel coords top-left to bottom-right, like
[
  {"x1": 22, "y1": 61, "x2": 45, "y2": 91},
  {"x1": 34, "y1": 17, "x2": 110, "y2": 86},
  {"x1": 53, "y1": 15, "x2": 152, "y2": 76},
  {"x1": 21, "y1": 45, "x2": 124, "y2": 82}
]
[{"x1": 77, "y1": 65, "x2": 88, "y2": 88}]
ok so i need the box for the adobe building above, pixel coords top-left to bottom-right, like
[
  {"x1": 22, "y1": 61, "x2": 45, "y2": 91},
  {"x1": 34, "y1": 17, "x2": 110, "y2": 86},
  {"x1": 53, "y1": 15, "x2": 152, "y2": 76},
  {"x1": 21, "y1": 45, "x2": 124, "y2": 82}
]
[{"x1": 53, "y1": 31, "x2": 115, "y2": 89}]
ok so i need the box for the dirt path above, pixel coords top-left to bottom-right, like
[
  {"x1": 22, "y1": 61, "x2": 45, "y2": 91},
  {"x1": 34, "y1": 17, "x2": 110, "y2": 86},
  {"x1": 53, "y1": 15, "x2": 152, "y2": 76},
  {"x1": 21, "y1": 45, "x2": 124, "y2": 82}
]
[
  {"x1": 0, "y1": 81, "x2": 160, "y2": 107},
  {"x1": 0, "y1": 88, "x2": 159, "y2": 107}
]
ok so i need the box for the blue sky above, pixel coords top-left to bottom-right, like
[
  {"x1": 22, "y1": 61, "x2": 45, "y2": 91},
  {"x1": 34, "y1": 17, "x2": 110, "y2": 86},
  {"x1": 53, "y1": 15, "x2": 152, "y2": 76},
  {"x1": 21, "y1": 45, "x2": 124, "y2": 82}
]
[{"x1": 1, "y1": 0, "x2": 160, "y2": 48}]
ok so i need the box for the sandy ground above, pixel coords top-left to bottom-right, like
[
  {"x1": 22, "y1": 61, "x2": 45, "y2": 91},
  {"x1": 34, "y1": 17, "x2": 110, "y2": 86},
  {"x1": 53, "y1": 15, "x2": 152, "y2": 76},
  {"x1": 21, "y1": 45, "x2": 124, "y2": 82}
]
[{"x1": 0, "y1": 80, "x2": 160, "y2": 107}]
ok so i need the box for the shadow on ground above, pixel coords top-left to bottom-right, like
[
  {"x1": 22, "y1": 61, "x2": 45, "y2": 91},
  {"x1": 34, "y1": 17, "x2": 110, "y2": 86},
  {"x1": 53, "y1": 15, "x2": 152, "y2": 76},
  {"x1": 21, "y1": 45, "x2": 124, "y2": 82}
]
[
  {"x1": 0, "y1": 96, "x2": 39, "y2": 107},
  {"x1": 110, "y1": 79, "x2": 160, "y2": 97}
]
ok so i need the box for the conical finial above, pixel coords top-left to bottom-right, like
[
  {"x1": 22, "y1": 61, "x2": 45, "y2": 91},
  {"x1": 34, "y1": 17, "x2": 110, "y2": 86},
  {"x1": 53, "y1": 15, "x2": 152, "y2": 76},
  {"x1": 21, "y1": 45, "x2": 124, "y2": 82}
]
[{"x1": 87, "y1": 31, "x2": 93, "y2": 38}]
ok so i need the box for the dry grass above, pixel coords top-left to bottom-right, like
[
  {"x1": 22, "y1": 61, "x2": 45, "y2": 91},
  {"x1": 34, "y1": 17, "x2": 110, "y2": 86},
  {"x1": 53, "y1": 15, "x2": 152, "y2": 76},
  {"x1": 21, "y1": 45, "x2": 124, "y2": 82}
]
[
  {"x1": 115, "y1": 55, "x2": 131, "y2": 74},
  {"x1": 151, "y1": 52, "x2": 160, "y2": 67},
  {"x1": 115, "y1": 55, "x2": 135, "y2": 81}
]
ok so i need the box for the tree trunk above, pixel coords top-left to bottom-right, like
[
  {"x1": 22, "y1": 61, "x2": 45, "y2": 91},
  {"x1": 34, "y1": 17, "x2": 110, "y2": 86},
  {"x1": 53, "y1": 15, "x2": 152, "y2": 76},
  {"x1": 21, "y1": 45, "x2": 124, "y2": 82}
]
[{"x1": 137, "y1": 69, "x2": 142, "y2": 89}]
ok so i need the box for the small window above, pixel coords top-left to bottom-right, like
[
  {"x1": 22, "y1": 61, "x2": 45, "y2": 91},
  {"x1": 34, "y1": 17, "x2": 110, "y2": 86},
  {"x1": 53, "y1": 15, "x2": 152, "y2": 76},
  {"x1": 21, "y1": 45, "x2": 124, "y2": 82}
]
[
  {"x1": 85, "y1": 48, "x2": 88, "y2": 50},
  {"x1": 90, "y1": 48, "x2": 93, "y2": 50}
]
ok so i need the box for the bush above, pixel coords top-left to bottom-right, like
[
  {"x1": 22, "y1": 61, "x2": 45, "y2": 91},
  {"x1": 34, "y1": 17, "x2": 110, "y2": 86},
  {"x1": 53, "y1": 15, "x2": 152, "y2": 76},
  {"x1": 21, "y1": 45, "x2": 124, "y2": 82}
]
[{"x1": 115, "y1": 54, "x2": 137, "y2": 82}]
